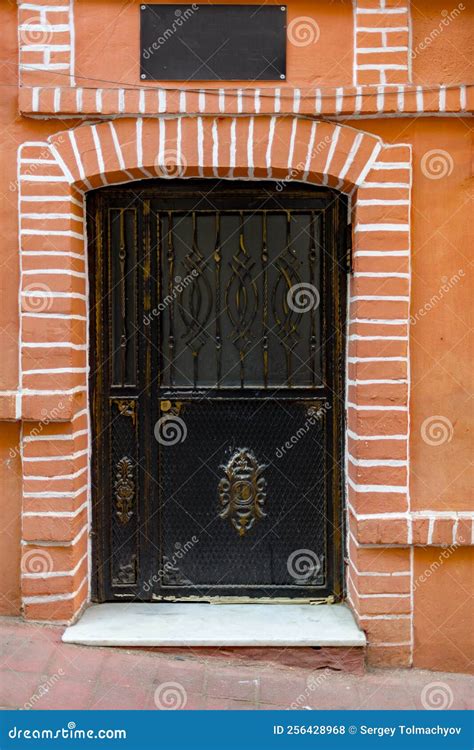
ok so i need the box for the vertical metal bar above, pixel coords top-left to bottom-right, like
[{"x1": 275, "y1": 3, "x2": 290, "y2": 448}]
[
  {"x1": 214, "y1": 213, "x2": 222, "y2": 387},
  {"x1": 285, "y1": 211, "x2": 293, "y2": 388},
  {"x1": 309, "y1": 212, "x2": 317, "y2": 387},
  {"x1": 93, "y1": 198, "x2": 105, "y2": 601},
  {"x1": 118, "y1": 209, "x2": 127, "y2": 387},
  {"x1": 261, "y1": 211, "x2": 269, "y2": 388},
  {"x1": 239, "y1": 211, "x2": 246, "y2": 388},
  {"x1": 142, "y1": 200, "x2": 151, "y2": 562},
  {"x1": 191, "y1": 211, "x2": 200, "y2": 388},
  {"x1": 131, "y1": 208, "x2": 138, "y2": 388},
  {"x1": 167, "y1": 211, "x2": 175, "y2": 387}
]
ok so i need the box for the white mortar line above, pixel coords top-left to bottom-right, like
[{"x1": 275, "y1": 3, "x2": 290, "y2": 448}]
[{"x1": 23, "y1": 576, "x2": 87, "y2": 604}]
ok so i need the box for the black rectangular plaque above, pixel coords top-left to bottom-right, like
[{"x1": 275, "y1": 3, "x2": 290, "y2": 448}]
[{"x1": 140, "y1": 4, "x2": 287, "y2": 81}]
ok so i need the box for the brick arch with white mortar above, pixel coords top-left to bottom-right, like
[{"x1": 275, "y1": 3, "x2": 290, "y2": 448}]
[{"x1": 19, "y1": 116, "x2": 415, "y2": 666}]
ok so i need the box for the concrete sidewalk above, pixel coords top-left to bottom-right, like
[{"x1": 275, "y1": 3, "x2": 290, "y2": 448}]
[{"x1": 0, "y1": 618, "x2": 472, "y2": 711}]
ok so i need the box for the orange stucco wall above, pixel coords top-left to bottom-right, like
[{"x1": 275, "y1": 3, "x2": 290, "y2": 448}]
[
  {"x1": 0, "y1": 0, "x2": 472, "y2": 673},
  {"x1": 414, "y1": 547, "x2": 473, "y2": 673},
  {"x1": 412, "y1": 0, "x2": 474, "y2": 85},
  {"x1": 74, "y1": 0, "x2": 354, "y2": 88}
]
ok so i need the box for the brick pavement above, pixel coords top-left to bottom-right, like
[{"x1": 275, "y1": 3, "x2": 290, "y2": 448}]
[{"x1": 0, "y1": 618, "x2": 472, "y2": 711}]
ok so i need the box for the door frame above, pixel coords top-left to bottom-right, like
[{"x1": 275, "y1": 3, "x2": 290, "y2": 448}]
[{"x1": 87, "y1": 179, "x2": 348, "y2": 604}]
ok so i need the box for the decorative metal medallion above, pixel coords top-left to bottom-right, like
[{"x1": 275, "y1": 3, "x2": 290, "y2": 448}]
[
  {"x1": 114, "y1": 456, "x2": 135, "y2": 525},
  {"x1": 218, "y1": 449, "x2": 267, "y2": 537}
]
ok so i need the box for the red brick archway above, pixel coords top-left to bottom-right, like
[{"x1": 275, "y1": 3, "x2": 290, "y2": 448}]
[{"x1": 19, "y1": 116, "x2": 414, "y2": 666}]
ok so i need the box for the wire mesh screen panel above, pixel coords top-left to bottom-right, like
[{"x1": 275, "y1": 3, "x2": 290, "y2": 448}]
[
  {"x1": 88, "y1": 180, "x2": 346, "y2": 602},
  {"x1": 157, "y1": 399, "x2": 328, "y2": 598}
]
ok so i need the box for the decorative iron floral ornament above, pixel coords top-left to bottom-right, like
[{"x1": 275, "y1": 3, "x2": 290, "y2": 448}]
[
  {"x1": 218, "y1": 449, "x2": 267, "y2": 537},
  {"x1": 114, "y1": 456, "x2": 135, "y2": 525}
]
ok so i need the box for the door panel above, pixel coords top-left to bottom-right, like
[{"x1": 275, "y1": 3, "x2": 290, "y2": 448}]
[
  {"x1": 158, "y1": 210, "x2": 323, "y2": 389},
  {"x1": 88, "y1": 180, "x2": 347, "y2": 602},
  {"x1": 158, "y1": 399, "x2": 328, "y2": 596}
]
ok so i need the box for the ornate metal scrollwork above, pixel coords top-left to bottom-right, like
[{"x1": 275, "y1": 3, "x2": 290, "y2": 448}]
[
  {"x1": 114, "y1": 456, "x2": 135, "y2": 525},
  {"x1": 225, "y1": 213, "x2": 259, "y2": 385},
  {"x1": 218, "y1": 448, "x2": 267, "y2": 537},
  {"x1": 271, "y1": 212, "x2": 303, "y2": 385},
  {"x1": 178, "y1": 214, "x2": 213, "y2": 353},
  {"x1": 112, "y1": 398, "x2": 136, "y2": 425}
]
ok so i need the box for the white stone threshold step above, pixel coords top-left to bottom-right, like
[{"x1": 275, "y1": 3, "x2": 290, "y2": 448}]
[{"x1": 62, "y1": 603, "x2": 366, "y2": 648}]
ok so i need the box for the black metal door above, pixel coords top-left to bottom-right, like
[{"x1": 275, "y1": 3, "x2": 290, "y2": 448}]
[{"x1": 88, "y1": 180, "x2": 347, "y2": 602}]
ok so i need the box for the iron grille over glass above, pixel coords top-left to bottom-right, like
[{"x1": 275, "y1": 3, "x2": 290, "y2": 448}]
[{"x1": 158, "y1": 210, "x2": 323, "y2": 389}]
